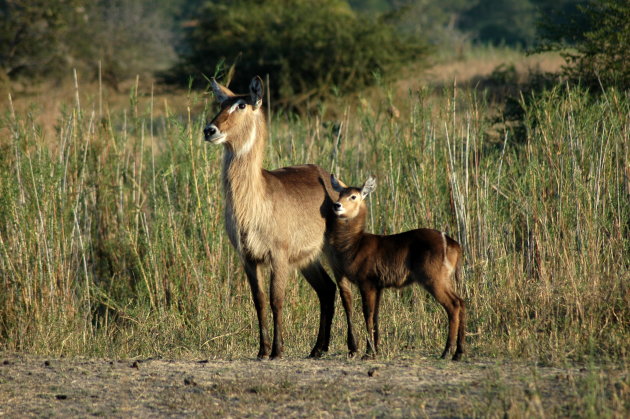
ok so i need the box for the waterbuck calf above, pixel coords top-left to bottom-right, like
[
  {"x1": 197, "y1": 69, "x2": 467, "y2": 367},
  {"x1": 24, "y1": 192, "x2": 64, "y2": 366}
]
[
  {"x1": 203, "y1": 76, "x2": 339, "y2": 359},
  {"x1": 328, "y1": 175, "x2": 466, "y2": 360}
]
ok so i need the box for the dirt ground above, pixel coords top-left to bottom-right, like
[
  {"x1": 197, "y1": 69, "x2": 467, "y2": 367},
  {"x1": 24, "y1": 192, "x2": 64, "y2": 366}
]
[{"x1": 0, "y1": 352, "x2": 626, "y2": 417}]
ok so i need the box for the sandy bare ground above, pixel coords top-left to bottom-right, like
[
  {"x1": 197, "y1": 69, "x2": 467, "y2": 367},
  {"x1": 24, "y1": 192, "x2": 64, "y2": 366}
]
[{"x1": 0, "y1": 352, "x2": 626, "y2": 417}]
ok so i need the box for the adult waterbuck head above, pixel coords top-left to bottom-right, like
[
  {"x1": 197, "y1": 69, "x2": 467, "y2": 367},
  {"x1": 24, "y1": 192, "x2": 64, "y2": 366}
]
[{"x1": 204, "y1": 77, "x2": 265, "y2": 157}]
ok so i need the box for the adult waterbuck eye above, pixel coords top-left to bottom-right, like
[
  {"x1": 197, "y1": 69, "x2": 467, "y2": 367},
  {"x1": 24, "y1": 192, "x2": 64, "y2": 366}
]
[
  {"x1": 238, "y1": 103, "x2": 246, "y2": 110},
  {"x1": 351, "y1": 195, "x2": 357, "y2": 200}
]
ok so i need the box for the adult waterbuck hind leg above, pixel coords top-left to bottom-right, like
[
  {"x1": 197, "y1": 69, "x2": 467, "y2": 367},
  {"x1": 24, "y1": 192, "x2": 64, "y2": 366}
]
[
  {"x1": 204, "y1": 76, "x2": 339, "y2": 359},
  {"x1": 301, "y1": 262, "x2": 337, "y2": 357}
]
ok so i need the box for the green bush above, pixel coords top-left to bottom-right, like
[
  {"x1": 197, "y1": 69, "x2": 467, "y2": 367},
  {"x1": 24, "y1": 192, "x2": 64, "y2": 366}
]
[
  {"x1": 0, "y1": 0, "x2": 86, "y2": 80},
  {"x1": 172, "y1": 0, "x2": 427, "y2": 106},
  {"x1": 537, "y1": 0, "x2": 630, "y2": 88},
  {"x1": 0, "y1": 0, "x2": 176, "y2": 86}
]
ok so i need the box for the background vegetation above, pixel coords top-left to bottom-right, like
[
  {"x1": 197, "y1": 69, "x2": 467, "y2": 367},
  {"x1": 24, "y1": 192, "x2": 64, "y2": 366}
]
[
  {"x1": 3, "y1": 0, "x2": 626, "y2": 97},
  {"x1": 171, "y1": 0, "x2": 427, "y2": 107},
  {"x1": 0, "y1": 0, "x2": 628, "y2": 381},
  {"x1": 537, "y1": 0, "x2": 630, "y2": 88},
  {"x1": 1, "y1": 74, "x2": 628, "y2": 362},
  {"x1": 0, "y1": 0, "x2": 177, "y2": 87}
]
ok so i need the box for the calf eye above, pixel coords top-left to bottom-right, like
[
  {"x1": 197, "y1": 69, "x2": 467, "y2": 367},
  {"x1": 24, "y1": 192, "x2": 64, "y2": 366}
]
[
  {"x1": 238, "y1": 103, "x2": 246, "y2": 110},
  {"x1": 351, "y1": 195, "x2": 357, "y2": 200}
]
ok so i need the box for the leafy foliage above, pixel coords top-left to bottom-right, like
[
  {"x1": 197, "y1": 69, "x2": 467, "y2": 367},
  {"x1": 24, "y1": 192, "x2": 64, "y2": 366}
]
[
  {"x1": 0, "y1": 0, "x2": 176, "y2": 85},
  {"x1": 172, "y1": 0, "x2": 427, "y2": 106},
  {"x1": 0, "y1": 0, "x2": 87, "y2": 80},
  {"x1": 537, "y1": 0, "x2": 630, "y2": 88},
  {"x1": 80, "y1": 0, "x2": 177, "y2": 88},
  {"x1": 458, "y1": 0, "x2": 537, "y2": 47}
]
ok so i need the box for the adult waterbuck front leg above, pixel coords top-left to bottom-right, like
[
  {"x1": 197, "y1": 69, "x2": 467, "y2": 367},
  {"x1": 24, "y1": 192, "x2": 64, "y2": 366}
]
[
  {"x1": 244, "y1": 259, "x2": 271, "y2": 359},
  {"x1": 269, "y1": 252, "x2": 291, "y2": 359}
]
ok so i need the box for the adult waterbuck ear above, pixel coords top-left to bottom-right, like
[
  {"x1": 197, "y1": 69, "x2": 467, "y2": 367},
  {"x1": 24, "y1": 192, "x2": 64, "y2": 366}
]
[
  {"x1": 330, "y1": 174, "x2": 348, "y2": 193},
  {"x1": 250, "y1": 76, "x2": 264, "y2": 109},
  {"x1": 361, "y1": 175, "x2": 377, "y2": 199},
  {"x1": 211, "y1": 78, "x2": 235, "y2": 104}
]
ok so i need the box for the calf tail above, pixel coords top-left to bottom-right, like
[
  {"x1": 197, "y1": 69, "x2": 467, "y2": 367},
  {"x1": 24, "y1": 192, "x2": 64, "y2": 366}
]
[
  {"x1": 454, "y1": 250, "x2": 463, "y2": 290},
  {"x1": 443, "y1": 232, "x2": 463, "y2": 292}
]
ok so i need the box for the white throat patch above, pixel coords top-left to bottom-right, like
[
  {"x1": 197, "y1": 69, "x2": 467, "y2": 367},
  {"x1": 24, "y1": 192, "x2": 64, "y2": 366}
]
[{"x1": 237, "y1": 123, "x2": 257, "y2": 157}]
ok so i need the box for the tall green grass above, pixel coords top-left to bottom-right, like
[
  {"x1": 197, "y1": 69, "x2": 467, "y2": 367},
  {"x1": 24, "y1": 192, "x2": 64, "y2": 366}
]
[{"x1": 0, "y1": 82, "x2": 628, "y2": 363}]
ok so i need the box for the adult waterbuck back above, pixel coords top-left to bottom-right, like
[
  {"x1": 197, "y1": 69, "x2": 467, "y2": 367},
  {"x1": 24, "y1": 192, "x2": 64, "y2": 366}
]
[{"x1": 204, "y1": 76, "x2": 338, "y2": 359}]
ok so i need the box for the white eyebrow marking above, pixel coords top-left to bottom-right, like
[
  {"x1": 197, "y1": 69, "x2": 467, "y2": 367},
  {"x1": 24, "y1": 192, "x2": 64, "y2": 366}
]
[{"x1": 228, "y1": 99, "x2": 246, "y2": 114}]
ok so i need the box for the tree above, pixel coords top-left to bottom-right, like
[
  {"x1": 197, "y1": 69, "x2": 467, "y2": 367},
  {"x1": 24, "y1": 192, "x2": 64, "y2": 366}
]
[
  {"x1": 80, "y1": 0, "x2": 177, "y2": 89},
  {"x1": 458, "y1": 0, "x2": 538, "y2": 47},
  {"x1": 0, "y1": 0, "x2": 87, "y2": 80},
  {"x1": 537, "y1": 0, "x2": 629, "y2": 88},
  {"x1": 0, "y1": 0, "x2": 177, "y2": 86},
  {"x1": 170, "y1": 0, "x2": 427, "y2": 106}
]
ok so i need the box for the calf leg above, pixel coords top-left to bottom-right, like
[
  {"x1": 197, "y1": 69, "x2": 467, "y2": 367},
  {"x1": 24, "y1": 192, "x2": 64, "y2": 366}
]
[
  {"x1": 373, "y1": 288, "x2": 383, "y2": 352},
  {"x1": 337, "y1": 276, "x2": 358, "y2": 356},
  {"x1": 359, "y1": 283, "x2": 378, "y2": 359},
  {"x1": 453, "y1": 293, "x2": 466, "y2": 361},
  {"x1": 425, "y1": 283, "x2": 461, "y2": 360}
]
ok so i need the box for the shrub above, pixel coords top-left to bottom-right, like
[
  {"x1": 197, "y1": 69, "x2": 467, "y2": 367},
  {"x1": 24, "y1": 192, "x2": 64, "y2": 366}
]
[
  {"x1": 0, "y1": 0, "x2": 87, "y2": 80},
  {"x1": 537, "y1": 0, "x2": 630, "y2": 89},
  {"x1": 0, "y1": 0, "x2": 176, "y2": 86},
  {"x1": 171, "y1": 0, "x2": 427, "y2": 107}
]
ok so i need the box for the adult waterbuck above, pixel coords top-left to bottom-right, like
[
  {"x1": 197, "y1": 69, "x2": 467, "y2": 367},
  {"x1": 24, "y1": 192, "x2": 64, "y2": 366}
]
[
  {"x1": 203, "y1": 76, "x2": 338, "y2": 359},
  {"x1": 328, "y1": 175, "x2": 466, "y2": 360}
]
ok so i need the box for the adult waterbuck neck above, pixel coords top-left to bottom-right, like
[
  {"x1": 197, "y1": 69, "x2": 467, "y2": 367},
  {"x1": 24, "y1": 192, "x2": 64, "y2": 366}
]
[
  {"x1": 328, "y1": 175, "x2": 466, "y2": 360},
  {"x1": 204, "y1": 76, "x2": 338, "y2": 359}
]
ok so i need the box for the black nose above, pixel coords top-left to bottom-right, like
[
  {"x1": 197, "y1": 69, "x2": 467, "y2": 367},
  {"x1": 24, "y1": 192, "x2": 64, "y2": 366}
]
[
  {"x1": 203, "y1": 125, "x2": 216, "y2": 140},
  {"x1": 334, "y1": 203, "x2": 342, "y2": 209}
]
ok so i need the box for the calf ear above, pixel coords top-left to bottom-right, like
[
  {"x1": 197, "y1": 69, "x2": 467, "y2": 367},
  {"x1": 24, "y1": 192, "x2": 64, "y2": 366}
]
[
  {"x1": 250, "y1": 76, "x2": 264, "y2": 108},
  {"x1": 211, "y1": 78, "x2": 234, "y2": 104},
  {"x1": 330, "y1": 174, "x2": 347, "y2": 193},
  {"x1": 361, "y1": 175, "x2": 377, "y2": 199}
]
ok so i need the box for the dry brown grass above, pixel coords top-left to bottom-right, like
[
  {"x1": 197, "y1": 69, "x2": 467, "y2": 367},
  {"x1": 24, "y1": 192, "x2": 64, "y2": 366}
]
[
  {"x1": 420, "y1": 50, "x2": 565, "y2": 87},
  {"x1": 0, "y1": 48, "x2": 627, "y2": 369}
]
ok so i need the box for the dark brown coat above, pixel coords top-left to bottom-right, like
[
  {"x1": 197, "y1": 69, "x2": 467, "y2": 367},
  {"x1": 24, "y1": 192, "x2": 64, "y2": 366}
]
[{"x1": 328, "y1": 175, "x2": 466, "y2": 360}]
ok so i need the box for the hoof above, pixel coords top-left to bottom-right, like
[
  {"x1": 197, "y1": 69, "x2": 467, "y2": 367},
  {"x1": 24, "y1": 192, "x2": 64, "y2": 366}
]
[
  {"x1": 347, "y1": 351, "x2": 358, "y2": 359},
  {"x1": 309, "y1": 349, "x2": 324, "y2": 359},
  {"x1": 452, "y1": 352, "x2": 463, "y2": 361}
]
